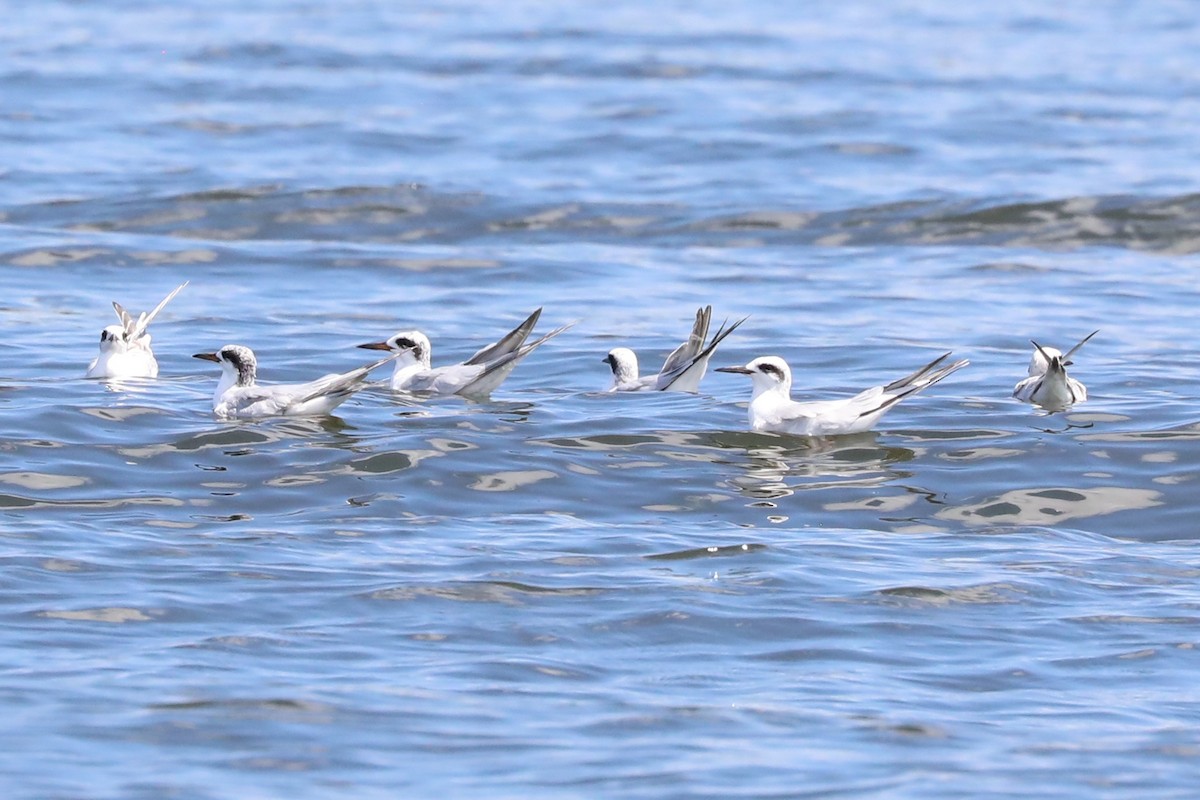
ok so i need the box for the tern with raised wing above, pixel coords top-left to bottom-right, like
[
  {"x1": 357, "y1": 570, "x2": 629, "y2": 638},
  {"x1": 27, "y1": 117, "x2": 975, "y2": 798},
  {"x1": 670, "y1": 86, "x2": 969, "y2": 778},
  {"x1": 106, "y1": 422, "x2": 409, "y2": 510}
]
[
  {"x1": 1013, "y1": 331, "x2": 1097, "y2": 409},
  {"x1": 717, "y1": 352, "x2": 969, "y2": 436},
  {"x1": 193, "y1": 345, "x2": 399, "y2": 419},
  {"x1": 358, "y1": 307, "x2": 573, "y2": 397},
  {"x1": 86, "y1": 282, "x2": 188, "y2": 379},
  {"x1": 604, "y1": 305, "x2": 747, "y2": 392}
]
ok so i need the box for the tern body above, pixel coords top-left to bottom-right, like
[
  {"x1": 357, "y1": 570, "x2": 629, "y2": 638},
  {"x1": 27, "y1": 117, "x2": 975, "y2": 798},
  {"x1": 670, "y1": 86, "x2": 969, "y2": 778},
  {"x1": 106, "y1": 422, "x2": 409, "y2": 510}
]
[
  {"x1": 359, "y1": 308, "x2": 573, "y2": 397},
  {"x1": 604, "y1": 306, "x2": 747, "y2": 392},
  {"x1": 718, "y1": 352, "x2": 969, "y2": 437},
  {"x1": 1013, "y1": 331, "x2": 1097, "y2": 410},
  {"x1": 86, "y1": 282, "x2": 188, "y2": 379},
  {"x1": 193, "y1": 345, "x2": 398, "y2": 419}
]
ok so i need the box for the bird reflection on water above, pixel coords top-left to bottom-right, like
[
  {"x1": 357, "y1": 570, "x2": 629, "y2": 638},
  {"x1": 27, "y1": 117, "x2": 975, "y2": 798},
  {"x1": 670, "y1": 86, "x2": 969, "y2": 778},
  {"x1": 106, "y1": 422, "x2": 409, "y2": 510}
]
[{"x1": 703, "y1": 430, "x2": 919, "y2": 501}]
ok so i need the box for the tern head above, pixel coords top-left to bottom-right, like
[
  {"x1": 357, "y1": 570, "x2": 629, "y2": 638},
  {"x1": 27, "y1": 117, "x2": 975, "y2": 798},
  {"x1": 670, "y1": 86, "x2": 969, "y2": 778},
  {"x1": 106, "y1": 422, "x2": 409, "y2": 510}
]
[
  {"x1": 717, "y1": 356, "x2": 792, "y2": 397},
  {"x1": 97, "y1": 324, "x2": 130, "y2": 355},
  {"x1": 193, "y1": 344, "x2": 258, "y2": 387},
  {"x1": 1027, "y1": 343, "x2": 1064, "y2": 376},
  {"x1": 358, "y1": 331, "x2": 431, "y2": 368},
  {"x1": 603, "y1": 347, "x2": 638, "y2": 387},
  {"x1": 1030, "y1": 340, "x2": 1066, "y2": 375}
]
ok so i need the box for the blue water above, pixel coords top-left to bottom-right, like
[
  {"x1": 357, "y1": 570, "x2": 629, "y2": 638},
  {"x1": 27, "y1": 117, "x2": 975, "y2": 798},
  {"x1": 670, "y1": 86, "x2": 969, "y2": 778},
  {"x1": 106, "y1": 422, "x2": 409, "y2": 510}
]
[{"x1": 3, "y1": 1, "x2": 1200, "y2": 797}]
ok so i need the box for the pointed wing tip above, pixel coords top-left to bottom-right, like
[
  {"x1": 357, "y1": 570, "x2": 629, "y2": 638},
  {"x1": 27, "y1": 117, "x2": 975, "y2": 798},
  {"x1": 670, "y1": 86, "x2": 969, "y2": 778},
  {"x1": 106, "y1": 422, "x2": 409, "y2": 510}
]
[
  {"x1": 369, "y1": 351, "x2": 405, "y2": 371},
  {"x1": 533, "y1": 319, "x2": 578, "y2": 343},
  {"x1": 111, "y1": 301, "x2": 135, "y2": 330},
  {"x1": 1030, "y1": 340, "x2": 1054, "y2": 360},
  {"x1": 937, "y1": 357, "x2": 970, "y2": 375}
]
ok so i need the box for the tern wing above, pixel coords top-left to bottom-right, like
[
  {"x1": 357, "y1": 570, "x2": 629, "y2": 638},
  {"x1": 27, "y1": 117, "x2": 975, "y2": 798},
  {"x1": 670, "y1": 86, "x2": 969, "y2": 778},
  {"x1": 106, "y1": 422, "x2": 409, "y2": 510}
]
[
  {"x1": 119, "y1": 281, "x2": 188, "y2": 342},
  {"x1": 764, "y1": 399, "x2": 830, "y2": 436},
  {"x1": 222, "y1": 385, "x2": 300, "y2": 418},
  {"x1": 294, "y1": 352, "x2": 401, "y2": 405},
  {"x1": 612, "y1": 375, "x2": 658, "y2": 392},
  {"x1": 457, "y1": 320, "x2": 576, "y2": 397},
  {"x1": 112, "y1": 302, "x2": 137, "y2": 333},
  {"x1": 881, "y1": 352, "x2": 952, "y2": 393},
  {"x1": 1013, "y1": 374, "x2": 1040, "y2": 400},
  {"x1": 1016, "y1": 364, "x2": 1084, "y2": 409},
  {"x1": 657, "y1": 306, "x2": 711, "y2": 380},
  {"x1": 657, "y1": 314, "x2": 747, "y2": 392},
  {"x1": 1062, "y1": 329, "x2": 1099, "y2": 363},
  {"x1": 464, "y1": 308, "x2": 542, "y2": 366},
  {"x1": 405, "y1": 363, "x2": 487, "y2": 395},
  {"x1": 850, "y1": 356, "x2": 969, "y2": 431}
]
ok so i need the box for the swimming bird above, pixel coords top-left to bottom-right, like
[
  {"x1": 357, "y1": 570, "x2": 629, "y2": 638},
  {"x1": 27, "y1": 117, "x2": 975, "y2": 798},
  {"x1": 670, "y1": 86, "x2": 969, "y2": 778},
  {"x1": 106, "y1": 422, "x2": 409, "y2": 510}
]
[
  {"x1": 86, "y1": 282, "x2": 188, "y2": 379},
  {"x1": 193, "y1": 345, "x2": 399, "y2": 419},
  {"x1": 717, "y1": 352, "x2": 969, "y2": 436},
  {"x1": 604, "y1": 305, "x2": 747, "y2": 392},
  {"x1": 1013, "y1": 331, "x2": 1097, "y2": 409},
  {"x1": 357, "y1": 308, "x2": 573, "y2": 397}
]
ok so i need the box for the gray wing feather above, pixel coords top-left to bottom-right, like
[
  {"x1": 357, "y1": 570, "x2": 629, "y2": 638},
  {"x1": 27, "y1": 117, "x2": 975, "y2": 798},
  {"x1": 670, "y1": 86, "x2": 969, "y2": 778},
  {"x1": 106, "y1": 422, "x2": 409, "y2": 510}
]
[
  {"x1": 112, "y1": 302, "x2": 136, "y2": 333},
  {"x1": 656, "y1": 314, "x2": 747, "y2": 391},
  {"x1": 116, "y1": 281, "x2": 188, "y2": 341},
  {"x1": 657, "y1": 306, "x2": 711, "y2": 378},
  {"x1": 457, "y1": 320, "x2": 576, "y2": 397},
  {"x1": 858, "y1": 357, "x2": 969, "y2": 420},
  {"x1": 1062, "y1": 329, "x2": 1099, "y2": 363},
  {"x1": 464, "y1": 308, "x2": 542, "y2": 366},
  {"x1": 296, "y1": 352, "x2": 401, "y2": 404},
  {"x1": 881, "y1": 352, "x2": 952, "y2": 393}
]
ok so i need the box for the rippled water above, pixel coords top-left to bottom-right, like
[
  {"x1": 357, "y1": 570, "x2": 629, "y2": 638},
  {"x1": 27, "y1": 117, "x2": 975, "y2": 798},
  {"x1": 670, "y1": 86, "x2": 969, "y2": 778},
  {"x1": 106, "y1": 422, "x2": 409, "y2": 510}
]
[{"x1": 4, "y1": 1, "x2": 1200, "y2": 797}]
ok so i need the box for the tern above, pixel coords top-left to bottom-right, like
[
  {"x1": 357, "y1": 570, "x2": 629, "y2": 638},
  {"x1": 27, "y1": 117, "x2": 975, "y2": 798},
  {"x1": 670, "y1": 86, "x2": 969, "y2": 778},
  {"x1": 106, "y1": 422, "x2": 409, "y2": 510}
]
[
  {"x1": 604, "y1": 306, "x2": 747, "y2": 392},
  {"x1": 193, "y1": 345, "x2": 399, "y2": 419},
  {"x1": 1013, "y1": 331, "x2": 1097, "y2": 409},
  {"x1": 717, "y1": 352, "x2": 969, "y2": 436},
  {"x1": 357, "y1": 307, "x2": 573, "y2": 397},
  {"x1": 86, "y1": 282, "x2": 188, "y2": 379}
]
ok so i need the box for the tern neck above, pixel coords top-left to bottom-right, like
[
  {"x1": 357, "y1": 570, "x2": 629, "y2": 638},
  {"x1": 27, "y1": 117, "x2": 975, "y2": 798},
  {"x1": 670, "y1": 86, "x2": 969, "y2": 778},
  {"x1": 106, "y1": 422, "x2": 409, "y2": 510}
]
[
  {"x1": 217, "y1": 361, "x2": 255, "y2": 398},
  {"x1": 750, "y1": 375, "x2": 791, "y2": 402},
  {"x1": 391, "y1": 348, "x2": 427, "y2": 374}
]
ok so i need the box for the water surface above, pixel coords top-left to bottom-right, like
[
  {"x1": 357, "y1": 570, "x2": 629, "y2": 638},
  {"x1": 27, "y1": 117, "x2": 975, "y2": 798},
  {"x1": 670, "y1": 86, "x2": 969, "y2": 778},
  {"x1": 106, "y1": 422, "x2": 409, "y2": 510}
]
[{"x1": 3, "y1": 1, "x2": 1200, "y2": 797}]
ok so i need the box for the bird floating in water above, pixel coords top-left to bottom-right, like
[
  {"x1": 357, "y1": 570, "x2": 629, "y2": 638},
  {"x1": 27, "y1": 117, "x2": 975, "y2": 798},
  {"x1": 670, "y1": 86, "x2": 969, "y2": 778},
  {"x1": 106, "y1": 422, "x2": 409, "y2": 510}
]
[
  {"x1": 717, "y1": 352, "x2": 969, "y2": 436},
  {"x1": 1013, "y1": 330, "x2": 1098, "y2": 410},
  {"x1": 193, "y1": 344, "x2": 399, "y2": 419},
  {"x1": 604, "y1": 305, "x2": 747, "y2": 392},
  {"x1": 359, "y1": 308, "x2": 573, "y2": 397},
  {"x1": 86, "y1": 282, "x2": 188, "y2": 379}
]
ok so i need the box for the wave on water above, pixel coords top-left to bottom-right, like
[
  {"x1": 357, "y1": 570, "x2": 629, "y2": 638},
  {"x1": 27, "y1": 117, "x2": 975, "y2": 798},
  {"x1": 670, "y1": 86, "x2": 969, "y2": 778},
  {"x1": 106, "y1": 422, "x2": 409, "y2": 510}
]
[{"x1": 6, "y1": 185, "x2": 1200, "y2": 253}]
